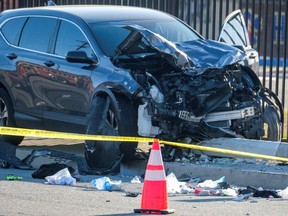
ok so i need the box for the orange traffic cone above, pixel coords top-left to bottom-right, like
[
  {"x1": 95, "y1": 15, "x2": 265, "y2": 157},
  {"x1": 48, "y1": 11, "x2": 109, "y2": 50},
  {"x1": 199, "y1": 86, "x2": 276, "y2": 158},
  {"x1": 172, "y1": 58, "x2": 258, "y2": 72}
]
[{"x1": 134, "y1": 139, "x2": 175, "y2": 214}]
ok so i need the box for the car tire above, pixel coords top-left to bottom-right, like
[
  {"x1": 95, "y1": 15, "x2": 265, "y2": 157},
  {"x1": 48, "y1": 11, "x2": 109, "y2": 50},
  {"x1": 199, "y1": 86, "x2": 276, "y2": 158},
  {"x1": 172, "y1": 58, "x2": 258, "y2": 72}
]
[
  {"x1": 263, "y1": 105, "x2": 282, "y2": 141},
  {"x1": 85, "y1": 94, "x2": 138, "y2": 169},
  {"x1": 0, "y1": 88, "x2": 23, "y2": 145}
]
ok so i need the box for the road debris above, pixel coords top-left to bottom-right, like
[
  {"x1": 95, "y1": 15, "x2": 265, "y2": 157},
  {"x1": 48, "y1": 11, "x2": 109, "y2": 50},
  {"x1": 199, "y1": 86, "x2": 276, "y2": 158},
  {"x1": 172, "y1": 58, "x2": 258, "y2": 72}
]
[
  {"x1": 90, "y1": 176, "x2": 122, "y2": 191},
  {"x1": 6, "y1": 174, "x2": 23, "y2": 180},
  {"x1": 277, "y1": 187, "x2": 288, "y2": 199},
  {"x1": 125, "y1": 192, "x2": 139, "y2": 197},
  {"x1": 45, "y1": 168, "x2": 76, "y2": 185},
  {"x1": 167, "y1": 172, "x2": 187, "y2": 194},
  {"x1": 164, "y1": 173, "x2": 288, "y2": 201},
  {"x1": 32, "y1": 162, "x2": 80, "y2": 181},
  {"x1": 0, "y1": 140, "x2": 31, "y2": 169},
  {"x1": 130, "y1": 176, "x2": 142, "y2": 183}
]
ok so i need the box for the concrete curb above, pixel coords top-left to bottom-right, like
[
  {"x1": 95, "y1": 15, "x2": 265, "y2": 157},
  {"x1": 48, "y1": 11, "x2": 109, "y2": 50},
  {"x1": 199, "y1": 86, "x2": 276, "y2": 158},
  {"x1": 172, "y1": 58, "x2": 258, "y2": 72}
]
[
  {"x1": 15, "y1": 142, "x2": 288, "y2": 190},
  {"x1": 164, "y1": 163, "x2": 288, "y2": 189},
  {"x1": 121, "y1": 160, "x2": 288, "y2": 189}
]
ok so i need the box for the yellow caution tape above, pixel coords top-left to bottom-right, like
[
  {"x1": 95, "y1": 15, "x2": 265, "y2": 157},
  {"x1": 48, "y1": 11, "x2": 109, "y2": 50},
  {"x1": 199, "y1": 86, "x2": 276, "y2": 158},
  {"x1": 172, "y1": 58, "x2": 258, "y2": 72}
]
[
  {"x1": 161, "y1": 140, "x2": 288, "y2": 163},
  {"x1": 0, "y1": 126, "x2": 154, "y2": 142},
  {"x1": 0, "y1": 126, "x2": 288, "y2": 162}
]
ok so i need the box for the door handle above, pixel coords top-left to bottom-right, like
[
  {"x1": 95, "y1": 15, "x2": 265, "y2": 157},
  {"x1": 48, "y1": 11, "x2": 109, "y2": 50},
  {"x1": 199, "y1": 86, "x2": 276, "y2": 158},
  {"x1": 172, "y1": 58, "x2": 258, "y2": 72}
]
[
  {"x1": 44, "y1": 61, "x2": 55, "y2": 67},
  {"x1": 6, "y1": 53, "x2": 17, "y2": 60}
]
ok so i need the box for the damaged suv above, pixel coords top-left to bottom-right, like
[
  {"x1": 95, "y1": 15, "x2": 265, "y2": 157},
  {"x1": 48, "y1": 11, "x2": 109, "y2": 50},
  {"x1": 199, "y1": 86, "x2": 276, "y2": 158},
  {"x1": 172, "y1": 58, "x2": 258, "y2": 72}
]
[{"x1": 0, "y1": 6, "x2": 283, "y2": 170}]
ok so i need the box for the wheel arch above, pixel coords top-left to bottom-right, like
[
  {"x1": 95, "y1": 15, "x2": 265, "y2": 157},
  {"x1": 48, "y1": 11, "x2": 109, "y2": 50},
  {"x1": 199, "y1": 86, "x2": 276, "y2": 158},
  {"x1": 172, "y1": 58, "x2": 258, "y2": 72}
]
[
  {"x1": 85, "y1": 86, "x2": 139, "y2": 169},
  {"x1": 91, "y1": 88, "x2": 121, "y2": 121},
  {"x1": 0, "y1": 84, "x2": 23, "y2": 145},
  {"x1": 240, "y1": 65, "x2": 262, "y2": 89},
  {"x1": 0, "y1": 82, "x2": 15, "y2": 108},
  {"x1": 91, "y1": 87, "x2": 139, "y2": 120},
  {"x1": 240, "y1": 65, "x2": 284, "y2": 127}
]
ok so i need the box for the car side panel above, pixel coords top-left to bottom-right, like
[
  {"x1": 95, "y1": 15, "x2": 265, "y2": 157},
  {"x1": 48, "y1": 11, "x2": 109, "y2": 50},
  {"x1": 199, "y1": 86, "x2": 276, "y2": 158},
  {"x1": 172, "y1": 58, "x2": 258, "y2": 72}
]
[
  {"x1": 41, "y1": 57, "x2": 93, "y2": 131},
  {"x1": 0, "y1": 45, "x2": 46, "y2": 128}
]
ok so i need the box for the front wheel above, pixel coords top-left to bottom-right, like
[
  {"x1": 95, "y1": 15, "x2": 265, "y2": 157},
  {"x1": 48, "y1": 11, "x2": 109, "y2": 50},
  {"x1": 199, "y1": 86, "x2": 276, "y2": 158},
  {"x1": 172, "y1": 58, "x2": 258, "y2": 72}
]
[
  {"x1": 85, "y1": 94, "x2": 138, "y2": 170},
  {"x1": 263, "y1": 105, "x2": 282, "y2": 141}
]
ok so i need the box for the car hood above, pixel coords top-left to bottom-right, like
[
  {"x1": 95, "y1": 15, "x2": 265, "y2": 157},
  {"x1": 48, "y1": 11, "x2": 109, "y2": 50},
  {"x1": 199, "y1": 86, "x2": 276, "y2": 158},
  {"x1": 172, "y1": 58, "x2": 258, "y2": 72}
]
[
  {"x1": 114, "y1": 25, "x2": 246, "y2": 74},
  {"x1": 177, "y1": 39, "x2": 246, "y2": 73}
]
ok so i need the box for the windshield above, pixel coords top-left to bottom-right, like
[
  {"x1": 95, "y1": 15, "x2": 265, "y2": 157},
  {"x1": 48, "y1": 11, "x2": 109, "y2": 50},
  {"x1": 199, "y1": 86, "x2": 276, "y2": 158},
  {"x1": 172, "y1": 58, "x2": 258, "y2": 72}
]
[{"x1": 90, "y1": 19, "x2": 201, "y2": 57}]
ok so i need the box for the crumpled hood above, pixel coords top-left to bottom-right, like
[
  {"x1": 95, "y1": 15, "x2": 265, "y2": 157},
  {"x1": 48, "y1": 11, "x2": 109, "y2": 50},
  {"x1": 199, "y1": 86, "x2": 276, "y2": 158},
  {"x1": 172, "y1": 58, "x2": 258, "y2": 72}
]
[
  {"x1": 177, "y1": 39, "x2": 246, "y2": 73},
  {"x1": 114, "y1": 25, "x2": 246, "y2": 74},
  {"x1": 113, "y1": 25, "x2": 191, "y2": 70}
]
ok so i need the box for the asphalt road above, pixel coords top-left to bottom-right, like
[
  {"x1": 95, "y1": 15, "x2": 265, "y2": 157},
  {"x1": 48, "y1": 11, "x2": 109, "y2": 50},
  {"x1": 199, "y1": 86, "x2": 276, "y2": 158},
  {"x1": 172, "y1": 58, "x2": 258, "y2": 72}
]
[
  {"x1": 1, "y1": 138, "x2": 288, "y2": 215},
  {"x1": 1, "y1": 172, "x2": 288, "y2": 216},
  {"x1": 0, "y1": 169, "x2": 288, "y2": 216}
]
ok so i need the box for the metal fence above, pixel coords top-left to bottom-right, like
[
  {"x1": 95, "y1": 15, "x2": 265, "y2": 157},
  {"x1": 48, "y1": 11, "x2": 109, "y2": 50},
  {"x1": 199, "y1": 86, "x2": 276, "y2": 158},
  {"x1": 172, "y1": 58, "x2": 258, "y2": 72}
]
[{"x1": 1, "y1": 0, "x2": 288, "y2": 139}]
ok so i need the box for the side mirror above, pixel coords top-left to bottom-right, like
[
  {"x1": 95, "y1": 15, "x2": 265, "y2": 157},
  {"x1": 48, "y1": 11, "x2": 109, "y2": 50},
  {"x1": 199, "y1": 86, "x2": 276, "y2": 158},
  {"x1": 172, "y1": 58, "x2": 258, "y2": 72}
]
[{"x1": 66, "y1": 51, "x2": 97, "y2": 64}]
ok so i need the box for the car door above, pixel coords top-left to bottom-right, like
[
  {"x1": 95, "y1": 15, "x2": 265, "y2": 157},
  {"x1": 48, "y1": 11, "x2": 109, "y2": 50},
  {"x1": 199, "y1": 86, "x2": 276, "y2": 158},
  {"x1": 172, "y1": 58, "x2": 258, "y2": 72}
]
[
  {"x1": 218, "y1": 10, "x2": 259, "y2": 72},
  {"x1": 1, "y1": 16, "x2": 58, "y2": 128},
  {"x1": 41, "y1": 19, "x2": 96, "y2": 132}
]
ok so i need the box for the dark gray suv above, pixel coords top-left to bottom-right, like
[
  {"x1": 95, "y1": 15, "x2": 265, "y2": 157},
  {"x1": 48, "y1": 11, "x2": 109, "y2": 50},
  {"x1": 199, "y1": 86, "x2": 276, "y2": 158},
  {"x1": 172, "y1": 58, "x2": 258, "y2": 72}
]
[{"x1": 0, "y1": 6, "x2": 283, "y2": 170}]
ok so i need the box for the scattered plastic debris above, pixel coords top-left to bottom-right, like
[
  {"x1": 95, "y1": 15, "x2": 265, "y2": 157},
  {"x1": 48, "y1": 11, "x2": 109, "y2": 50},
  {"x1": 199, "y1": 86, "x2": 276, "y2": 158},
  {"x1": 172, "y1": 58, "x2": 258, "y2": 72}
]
[
  {"x1": 188, "y1": 177, "x2": 202, "y2": 183},
  {"x1": 194, "y1": 188, "x2": 210, "y2": 196},
  {"x1": 221, "y1": 188, "x2": 238, "y2": 197},
  {"x1": 193, "y1": 176, "x2": 237, "y2": 197},
  {"x1": 198, "y1": 155, "x2": 211, "y2": 163},
  {"x1": 277, "y1": 187, "x2": 288, "y2": 199},
  {"x1": 32, "y1": 163, "x2": 79, "y2": 180},
  {"x1": 233, "y1": 193, "x2": 254, "y2": 201},
  {"x1": 90, "y1": 176, "x2": 122, "y2": 191},
  {"x1": 165, "y1": 174, "x2": 240, "y2": 197},
  {"x1": 194, "y1": 187, "x2": 238, "y2": 197},
  {"x1": 45, "y1": 168, "x2": 76, "y2": 185},
  {"x1": 6, "y1": 174, "x2": 23, "y2": 180},
  {"x1": 197, "y1": 176, "x2": 225, "y2": 188},
  {"x1": 166, "y1": 173, "x2": 187, "y2": 194},
  {"x1": 131, "y1": 176, "x2": 141, "y2": 183},
  {"x1": 179, "y1": 184, "x2": 195, "y2": 194},
  {"x1": 217, "y1": 181, "x2": 230, "y2": 189}
]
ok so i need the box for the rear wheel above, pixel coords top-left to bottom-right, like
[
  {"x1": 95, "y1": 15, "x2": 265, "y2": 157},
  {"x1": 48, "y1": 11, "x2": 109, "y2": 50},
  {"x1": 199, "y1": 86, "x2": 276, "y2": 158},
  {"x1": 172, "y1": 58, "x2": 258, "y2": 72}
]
[
  {"x1": 85, "y1": 94, "x2": 138, "y2": 169},
  {"x1": 0, "y1": 88, "x2": 23, "y2": 145}
]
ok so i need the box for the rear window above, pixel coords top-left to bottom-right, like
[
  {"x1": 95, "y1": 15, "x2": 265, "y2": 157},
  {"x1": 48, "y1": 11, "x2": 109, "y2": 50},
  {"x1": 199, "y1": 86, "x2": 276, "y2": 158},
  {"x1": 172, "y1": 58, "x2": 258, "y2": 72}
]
[
  {"x1": 1, "y1": 17, "x2": 27, "y2": 45},
  {"x1": 19, "y1": 17, "x2": 57, "y2": 52}
]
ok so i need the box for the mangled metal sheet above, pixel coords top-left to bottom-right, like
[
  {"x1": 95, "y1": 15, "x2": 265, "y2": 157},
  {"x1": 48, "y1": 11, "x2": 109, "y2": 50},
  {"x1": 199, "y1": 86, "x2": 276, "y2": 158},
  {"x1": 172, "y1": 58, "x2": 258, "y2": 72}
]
[{"x1": 114, "y1": 25, "x2": 246, "y2": 74}]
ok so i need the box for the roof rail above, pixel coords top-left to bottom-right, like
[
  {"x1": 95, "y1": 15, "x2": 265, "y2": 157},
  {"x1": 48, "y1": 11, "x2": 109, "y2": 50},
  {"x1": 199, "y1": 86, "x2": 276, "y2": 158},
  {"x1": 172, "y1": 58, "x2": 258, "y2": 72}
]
[{"x1": 47, "y1": 0, "x2": 57, "y2": 6}]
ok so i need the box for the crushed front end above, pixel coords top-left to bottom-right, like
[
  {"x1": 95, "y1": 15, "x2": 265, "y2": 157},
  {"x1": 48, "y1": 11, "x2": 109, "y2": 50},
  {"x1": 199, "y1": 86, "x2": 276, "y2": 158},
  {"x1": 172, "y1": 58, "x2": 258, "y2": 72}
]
[{"x1": 112, "y1": 25, "x2": 282, "y2": 144}]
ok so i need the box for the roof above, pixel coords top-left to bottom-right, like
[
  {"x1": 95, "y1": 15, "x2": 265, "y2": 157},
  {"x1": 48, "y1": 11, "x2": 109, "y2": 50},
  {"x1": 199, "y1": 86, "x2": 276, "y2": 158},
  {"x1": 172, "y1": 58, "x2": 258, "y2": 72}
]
[{"x1": 0, "y1": 5, "x2": 175, "y2": 23}]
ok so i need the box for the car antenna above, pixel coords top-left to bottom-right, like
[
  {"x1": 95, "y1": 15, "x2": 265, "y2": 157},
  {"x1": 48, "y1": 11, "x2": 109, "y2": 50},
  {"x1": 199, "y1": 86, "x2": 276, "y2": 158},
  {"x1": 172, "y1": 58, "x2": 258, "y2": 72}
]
[{"x1": 47, "y1": 0, "x2": 57, "y2": 6}]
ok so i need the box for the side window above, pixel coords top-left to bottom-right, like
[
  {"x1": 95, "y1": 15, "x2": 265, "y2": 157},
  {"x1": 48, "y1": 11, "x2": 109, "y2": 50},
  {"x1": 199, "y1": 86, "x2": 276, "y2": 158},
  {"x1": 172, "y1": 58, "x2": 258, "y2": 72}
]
[
  {"x1": 1, "y1": 17, "x2": 27, "y2": 45},
  {"x1": 19, "y1": 17, "x2": 57, "y2": 52},
  {"x1": 55, "y1": 20, "x2": 94, "y2": 58},
  {"x1": 92, "y1": 25, "x2": 130, "y2": 57}
]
